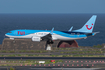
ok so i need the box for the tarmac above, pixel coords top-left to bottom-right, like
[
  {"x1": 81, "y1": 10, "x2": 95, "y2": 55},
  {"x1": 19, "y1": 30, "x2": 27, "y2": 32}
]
[
  {"x1": 0, "y1": 57, "x2": 105, "y2": 70},
  {"x1": 0, "y1": 57, "x2": 105, "y2": 59},
  {"x1": 0, "y1": 67, "x2": 104, "y2": 70}
]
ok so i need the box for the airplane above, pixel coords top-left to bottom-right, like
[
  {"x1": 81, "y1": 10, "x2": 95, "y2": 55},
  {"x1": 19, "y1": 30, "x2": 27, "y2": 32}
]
[{"x1": 5, "y1": 15, "x2": 98, "y2": 44}]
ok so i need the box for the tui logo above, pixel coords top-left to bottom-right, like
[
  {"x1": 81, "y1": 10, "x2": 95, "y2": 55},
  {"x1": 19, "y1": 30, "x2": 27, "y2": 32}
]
[
  {"x1": 86, "y1": 24, "x2": 93, "y2": 30},
  {"x1": 18, "y1": 31, "x2": 25, "y2": 35}
]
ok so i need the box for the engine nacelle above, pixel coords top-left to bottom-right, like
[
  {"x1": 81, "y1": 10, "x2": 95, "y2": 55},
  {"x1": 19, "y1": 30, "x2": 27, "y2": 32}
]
[{"x1": 32, "y1": 36, "x2": 41, "y2": 42}]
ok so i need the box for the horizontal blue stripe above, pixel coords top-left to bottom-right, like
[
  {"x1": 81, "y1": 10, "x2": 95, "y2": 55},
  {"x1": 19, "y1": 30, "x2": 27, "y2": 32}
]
[{"x1": 6, "y1": 30, "x2": 91, "y2": 38}]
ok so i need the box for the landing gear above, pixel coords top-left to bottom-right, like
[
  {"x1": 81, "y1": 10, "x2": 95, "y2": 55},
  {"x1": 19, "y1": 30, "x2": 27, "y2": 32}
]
[
  {"x1": 47, "y1": 40, "x2": 54, "y2": 44},
  {"x1": 45, "y1": 40, "x2": 53, "y2": 50}
]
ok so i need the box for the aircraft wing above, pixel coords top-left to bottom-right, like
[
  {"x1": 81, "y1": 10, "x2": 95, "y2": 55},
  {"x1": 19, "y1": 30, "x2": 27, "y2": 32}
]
[
  {"x1": 41, "y1": 33, "x2": 52, "y2": 40},
  {"x1": 41, "y1": 28, "x2": 54, "y2": 41}
]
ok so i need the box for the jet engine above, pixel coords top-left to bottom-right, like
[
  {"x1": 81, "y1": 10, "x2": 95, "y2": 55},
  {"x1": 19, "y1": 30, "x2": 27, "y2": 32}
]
[{"x1": 32, "y1": 36, "x2": 41, "y2": 42}]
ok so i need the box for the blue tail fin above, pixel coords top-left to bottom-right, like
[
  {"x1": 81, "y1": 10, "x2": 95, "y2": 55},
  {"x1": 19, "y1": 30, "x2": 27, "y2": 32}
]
[{"x1": 73, "y1": 15, "x2": 97, "y2": 33}]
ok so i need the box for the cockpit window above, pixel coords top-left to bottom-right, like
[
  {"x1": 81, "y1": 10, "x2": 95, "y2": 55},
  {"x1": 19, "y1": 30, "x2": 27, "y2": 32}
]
[{"x1": 9, "y1": 32, "x2": 12, "y2": 33}]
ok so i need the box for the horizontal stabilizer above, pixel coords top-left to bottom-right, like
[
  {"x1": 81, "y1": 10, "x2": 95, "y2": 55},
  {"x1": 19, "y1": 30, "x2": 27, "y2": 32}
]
[{"x1": 85, "y1": 32, "x2": 99, "y2": 36}]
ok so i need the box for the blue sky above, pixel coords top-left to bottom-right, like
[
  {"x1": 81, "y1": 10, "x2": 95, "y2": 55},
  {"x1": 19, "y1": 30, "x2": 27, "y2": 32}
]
[{"x1": 0, "y1": 0, "x2": 105, "y2": 13}]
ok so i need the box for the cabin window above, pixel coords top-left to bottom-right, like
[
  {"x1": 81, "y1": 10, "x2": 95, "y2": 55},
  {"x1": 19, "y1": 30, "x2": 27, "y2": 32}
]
[
  {"x1": 40, "y1": 33, "x2": 43, "y2": 35},
  {"x1": 71, "y1": 33, "x2": 75, "y2": 35},
  {"x1": 44, "y1": 33, "x2": 46, "y2": 35},
  {"x1": 77, "y1": 33, "x2": 80, "y2": 35},
  {"x1": 38, "y1": 33, "x2": 40, "y2": 35}
]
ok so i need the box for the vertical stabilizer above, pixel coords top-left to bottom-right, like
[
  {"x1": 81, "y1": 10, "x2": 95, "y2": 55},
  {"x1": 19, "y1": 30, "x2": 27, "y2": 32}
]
[{"x1": 73, "y1": 15, "x2": 97, "y2": 33}]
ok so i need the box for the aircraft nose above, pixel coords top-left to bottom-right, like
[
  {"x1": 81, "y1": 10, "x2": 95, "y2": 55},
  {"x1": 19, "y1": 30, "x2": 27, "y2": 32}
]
[
  {"x1": 5, "y1": 33, "x2": 9, "y2": 36},
  {"x1": 5, "y1": 34, "x2": 7, "y2": 36}
]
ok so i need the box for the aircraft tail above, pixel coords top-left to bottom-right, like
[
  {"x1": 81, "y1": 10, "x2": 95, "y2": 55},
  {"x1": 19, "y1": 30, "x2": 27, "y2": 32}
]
[{"x1": 73, "y1": 15, "x2": 97, "y2": 33}]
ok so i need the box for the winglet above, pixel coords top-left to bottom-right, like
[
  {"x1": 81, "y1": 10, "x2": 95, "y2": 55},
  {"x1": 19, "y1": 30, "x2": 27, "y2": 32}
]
[
  {"x1": 68, "y1": 26, "x2": 73, "y2": 32},
  {"x1": 50, "y1": 27, "x2": 54, "y2": 35}
]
